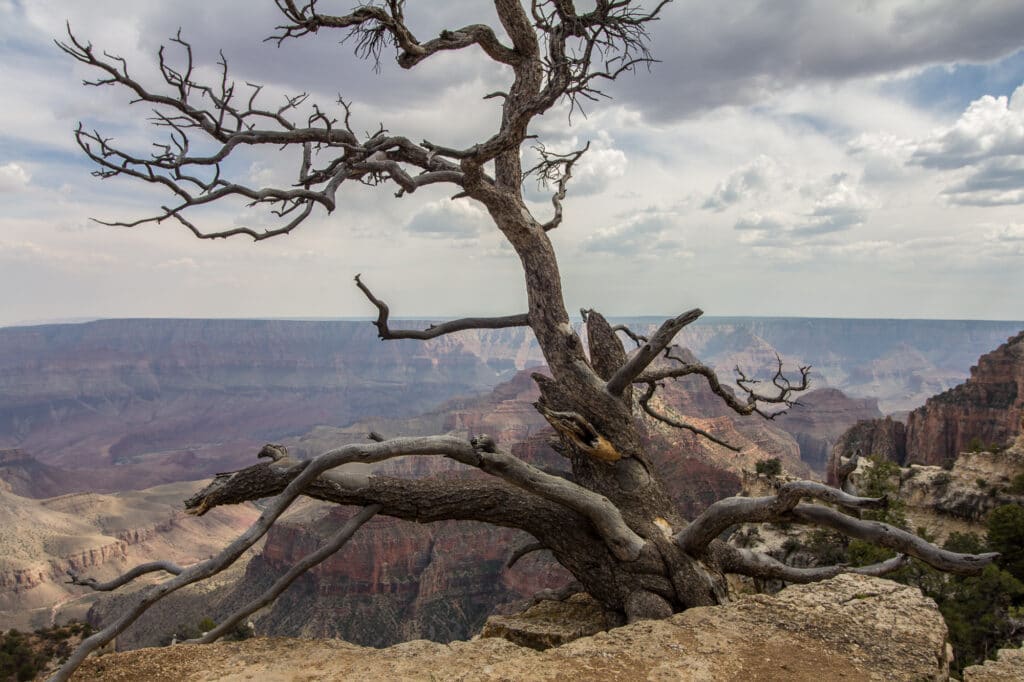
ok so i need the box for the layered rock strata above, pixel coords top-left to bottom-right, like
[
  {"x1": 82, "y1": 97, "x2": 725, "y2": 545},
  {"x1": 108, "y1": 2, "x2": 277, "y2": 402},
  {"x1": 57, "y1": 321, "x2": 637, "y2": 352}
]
[{"x1": 906, "y1": 330, "x2": 1024, "y2": 467}]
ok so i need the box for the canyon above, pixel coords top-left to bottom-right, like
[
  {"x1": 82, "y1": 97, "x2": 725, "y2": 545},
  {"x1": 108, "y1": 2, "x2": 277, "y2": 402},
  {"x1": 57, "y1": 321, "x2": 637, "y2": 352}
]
[
  {"x1": 829, "y1": 329, "x2": 1024, "y2": 476},
  {"x1": 1, "y1": 316, "x2": 1021, "y2": 651},
  {"x1": 1, "y1": 317, "x2": 1019, "y2": 496}
]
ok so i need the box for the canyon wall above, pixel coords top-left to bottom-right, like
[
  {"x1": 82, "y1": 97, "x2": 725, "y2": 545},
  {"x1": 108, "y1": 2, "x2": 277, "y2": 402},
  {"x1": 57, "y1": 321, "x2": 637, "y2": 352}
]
[
  {"x1": 829, "y1": 330, "x2": 1024, "y2": 476},
  {"x1": 0, "y1": 479, "x2": 260, "y2": 631},
  {"x1": 1, "y1": 317, "x2": 1018, "y2": 494},
  {"x1": 905, "y1": 330, "x2": 1024, "y2": 466}
]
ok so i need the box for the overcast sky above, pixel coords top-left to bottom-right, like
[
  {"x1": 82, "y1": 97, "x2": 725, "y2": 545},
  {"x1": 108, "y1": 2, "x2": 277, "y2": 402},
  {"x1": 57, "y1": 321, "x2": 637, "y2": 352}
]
[{"x1": 2, "y1": 1, "x2": 1023, "y2": 325}]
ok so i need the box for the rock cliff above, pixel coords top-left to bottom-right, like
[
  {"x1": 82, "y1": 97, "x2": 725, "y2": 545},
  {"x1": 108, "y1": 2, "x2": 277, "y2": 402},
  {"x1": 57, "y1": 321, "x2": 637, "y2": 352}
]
[
  {"x1": 828, "y1": 330, "x2": 1024, "y2": 477},
  {"x1": 71, "y1": 574, "x2": 951, "y2": 681},
  {"x1": 905, "y1": 330, "x2": 1024, "y2": 467}
]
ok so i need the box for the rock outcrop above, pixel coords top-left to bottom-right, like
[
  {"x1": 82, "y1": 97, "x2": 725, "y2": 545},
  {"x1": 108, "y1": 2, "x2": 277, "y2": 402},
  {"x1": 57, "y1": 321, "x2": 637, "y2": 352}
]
[
  {"x1": 829, "y1": 330, "x2": 1024, "y2": 479},
  {"x1": 0, "y1": 481, "x2": 260, "y2": 631},
  {"x1": 827, "y1": 416, "x2": 907, "y2": 484},
  {"x1": 836, "y1": 432, "x2": 1024, "y2": 543},
  {"x1": 905, "y1": 330, "x2": 1024, "y2": 467},
  {"x1": 964, "y1": 643, "x2": 1024, "y2": 681},
  {"x1": 72, "y1": 574, "x2": 951, "y2": 681},
  {"x1": 773, "y1": 387, "x2": 883, "y2": 472}
]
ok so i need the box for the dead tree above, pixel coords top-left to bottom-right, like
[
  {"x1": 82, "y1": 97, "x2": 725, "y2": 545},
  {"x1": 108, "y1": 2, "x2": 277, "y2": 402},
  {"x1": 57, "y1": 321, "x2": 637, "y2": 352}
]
[{"x1": 52, "y1": 2, "x2": 997, "y2": 679}]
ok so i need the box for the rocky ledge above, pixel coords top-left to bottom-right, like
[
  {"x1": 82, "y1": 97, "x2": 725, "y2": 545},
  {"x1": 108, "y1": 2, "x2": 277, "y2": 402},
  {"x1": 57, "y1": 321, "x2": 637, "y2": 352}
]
[{"x1": 73, "y1": 574, "x2": 950, "y2": 681}]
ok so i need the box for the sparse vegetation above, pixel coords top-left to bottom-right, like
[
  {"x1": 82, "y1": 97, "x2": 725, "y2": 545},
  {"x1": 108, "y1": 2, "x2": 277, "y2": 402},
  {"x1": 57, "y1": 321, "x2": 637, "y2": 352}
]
[
  {"x1": 0, "y1": 621, "x2": 92, "y2": 681},
  {"x1": 755, "y1": 457, "x2": 782, "y2": 477},
  {"x1": 782, "y1": 464, "x2": 1024, "y2": 675}
]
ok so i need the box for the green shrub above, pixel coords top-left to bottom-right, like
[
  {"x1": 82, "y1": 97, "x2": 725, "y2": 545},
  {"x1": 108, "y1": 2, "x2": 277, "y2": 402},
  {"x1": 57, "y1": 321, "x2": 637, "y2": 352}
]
[{"x1": 755, "y1": 457, "x2": 782, "y2": 477}]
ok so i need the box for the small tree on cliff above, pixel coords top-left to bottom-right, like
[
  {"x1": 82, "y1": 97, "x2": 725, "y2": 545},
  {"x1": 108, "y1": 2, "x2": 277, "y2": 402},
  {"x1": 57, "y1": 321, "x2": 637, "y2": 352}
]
[{"x1": 53, "y1": 2, "x2": 997, "y2": 678}]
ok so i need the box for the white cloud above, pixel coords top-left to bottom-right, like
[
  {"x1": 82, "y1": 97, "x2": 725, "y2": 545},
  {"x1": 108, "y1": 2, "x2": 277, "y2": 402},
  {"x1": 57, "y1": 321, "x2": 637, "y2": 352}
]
[
  {"x1": 404, "y1": 199, "x2": 487, "y2": 240},
  {"x1": 702, "y1": 155, "x2": 779, "y2": 211},
  {"x1": 0, "y1": 163, "x2": 30, "y2": 192},
  {"x1": 904, "y1": 84, "x2": 1024, "y2": 205},
  {"x1": 580, "y1": 209, "x2": 691, "y2": 258},
  {"x1": 911, "y1": 85, "x2": 1024, "y2": 169}
]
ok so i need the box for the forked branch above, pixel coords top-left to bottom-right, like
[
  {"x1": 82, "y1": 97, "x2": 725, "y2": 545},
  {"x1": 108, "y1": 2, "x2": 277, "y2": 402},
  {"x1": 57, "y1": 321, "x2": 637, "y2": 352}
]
[
  {"x1": 637, "y1": 381, "x2": 740, "y2": 451},
  {"x1": 355, "y1": 274, "x2": 529, "y2": 340},
  {"x1": 56, "y1": 27, "x2": 465, "y2": 241},
  {"x1": 605, "y1": 308, "x2": 703, "y2": 395},
  {"x1": 524, "y1": 142, "x2": 590, "y2": 231},
  {"x1": 676, "y1": 481, "x2": 887, "y2": 554},
  {"x1": 637, "y1": 352, "x2": 810, "y2": 420}
]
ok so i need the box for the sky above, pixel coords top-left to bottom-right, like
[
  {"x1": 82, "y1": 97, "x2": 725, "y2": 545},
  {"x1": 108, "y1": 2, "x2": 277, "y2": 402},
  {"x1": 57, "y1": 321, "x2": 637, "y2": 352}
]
[{"x1": 1, "y1": 1, "x2": 1023, "y2": 325}]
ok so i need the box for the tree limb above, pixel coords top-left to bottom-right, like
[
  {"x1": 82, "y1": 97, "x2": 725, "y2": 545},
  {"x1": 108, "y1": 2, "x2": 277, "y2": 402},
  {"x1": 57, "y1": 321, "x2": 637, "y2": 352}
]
[
  {"x1": 507, "y1": 541, "x2": 548, "y2": 569},
  {"x1": 713, "y1": 543, "x2": 910, "y2": 583},
  {"x1": 66, "y1": 561, "x2": 185, "y2": 592},
  {"x1": 675, "y1": 482, "x2": 887, "y2": 554},
  {"x1": 785, "y1": 504, "x2": 1000, "y2": 575},
  {"x1": 271, "y1": 0, "x2": 519, "y2": 67},
  {"x1": 354, "y1": 274, "x2": 529, "y2": 340},
  {"x1": 605, "y1": 308, "x2": 703, "y2": 395},
  {"x1": 197, "y1": 504, "x2": 382, "y2": 644},
  {"x1": 524, "y1": 142, "x2": 589, "y2": 231},
  {"x1": 637, "y1": 381, "x2": 740, "y2": 451},
  {"x1": 637, "y1": 352, "x2": 810, "y2": 420},
  {"x1": 56, "y1": 27, "x2": 466, "y2": 240},
  {"x1": 189, "y1": 437, "x2": 644, "y2": 561}
]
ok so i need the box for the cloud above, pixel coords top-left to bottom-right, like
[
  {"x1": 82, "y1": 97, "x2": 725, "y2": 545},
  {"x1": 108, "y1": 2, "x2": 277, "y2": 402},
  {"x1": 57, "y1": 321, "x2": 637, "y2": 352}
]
[
  {"x1": 906, "y1": 83, "x2": 1024, "y2": 205},
  {"x1": 732, "y1": 174, "x2": 872, "y2": 244},
  {"x1": 702, "y1": 155, "x2": 779, "y2": 210},
  {"x1": 404, "y1": 199, "x2": 487, "y2": 240},
  {"x1": 910, "y1": 84, "x2": 1024, "y2": 169},
  {"x1": 0, "y1": 162, "x2": 30, "y2": 192},
  {"x1": 580, "y1": 210, "x2": 689, "y2": 258},
  {"x1": 609, "y1": 1, "x2": 1024, "y2": 122}
]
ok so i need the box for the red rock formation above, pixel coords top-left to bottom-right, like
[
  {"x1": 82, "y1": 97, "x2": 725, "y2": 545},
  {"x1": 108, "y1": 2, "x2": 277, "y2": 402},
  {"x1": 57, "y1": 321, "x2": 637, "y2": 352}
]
[
  {"x1": 905, "y1": 330, "x2": 1024, "y2": 466},
  {"x1": 772, "y1": 388, "x2": 882, "y2": 473}
]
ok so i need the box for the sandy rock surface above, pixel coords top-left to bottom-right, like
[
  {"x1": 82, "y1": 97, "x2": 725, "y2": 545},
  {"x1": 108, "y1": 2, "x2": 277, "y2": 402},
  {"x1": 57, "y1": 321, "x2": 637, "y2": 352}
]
[{"x1": 72, "y1": 574, "x2": 950, "y2": 681}]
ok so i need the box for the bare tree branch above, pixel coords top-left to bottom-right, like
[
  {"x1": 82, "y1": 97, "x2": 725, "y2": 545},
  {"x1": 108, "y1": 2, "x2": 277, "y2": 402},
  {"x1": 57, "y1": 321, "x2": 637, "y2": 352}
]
[
  {"x1": 523, "y1": 142, "x2": 589, "y2": 231},
  {"x1": 507, "y1": 541, "x2": 548, "y2": 569},
  {"x1": 197, "y1": 504, "x2": 382, "y2": 644},
  {"x1": 637, "y1": 352, "x2": 810, "y2": 420},
  {"x1": 613, "y1": 323, "x2": 648, "y2": 348},
  {"x1": 785, "y1": 504, "x2": 1000, "y2": 575},
  {"x1": 190, "y1": 437, "x2": 644, "y2": 561},
  {"x1": 675, "y1": 482, "x2": 887, "y2": 554},
  {"x1": 66, "y1": 561, "x2": 185, "y2": 592},
  {"x1": 605, "y1": 308, "x2": 703, "y2": 396},
  {"x1": 354, "y1": 274, "x2": 529, "y2": 340},
  {"x1": 56, "y1": 27, "x2": 466, "y2": 241},
  {"x1": 713, "y1": 543, "x2": 910, "y2": 583},
  {"x1": 270, "y1": 0, "x2": 518, "y2": 67},
  {"x1": 637, "y1": 381, "x2": 741, "y2": 452}
]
